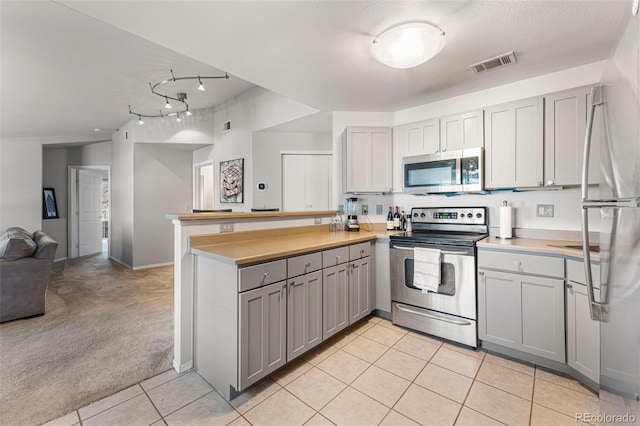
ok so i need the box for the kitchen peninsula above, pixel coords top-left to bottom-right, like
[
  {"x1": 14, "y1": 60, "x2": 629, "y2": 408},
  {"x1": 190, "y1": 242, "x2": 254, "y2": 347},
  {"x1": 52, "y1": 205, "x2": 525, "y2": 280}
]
[
  {"x1": 189, "y1": 224, "x2": 393, "y2": 399},
  {"x1": 167, "y1": 210, "x2": 338, "y2": 374}
]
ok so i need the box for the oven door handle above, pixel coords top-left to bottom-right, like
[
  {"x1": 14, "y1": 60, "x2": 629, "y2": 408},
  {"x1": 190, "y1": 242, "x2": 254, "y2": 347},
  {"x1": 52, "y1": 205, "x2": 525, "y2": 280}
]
[
  {"x1": 392, "y1": 245, "x2": 469, "y2": 256},
  {"x1": 396, "y1": 304, "x2": 472, "y2": 326}
]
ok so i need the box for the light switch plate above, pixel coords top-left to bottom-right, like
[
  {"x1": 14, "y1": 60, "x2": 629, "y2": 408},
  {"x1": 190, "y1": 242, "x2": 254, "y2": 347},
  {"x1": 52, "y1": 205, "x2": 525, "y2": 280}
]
[
  {"x1": 221, "y1": 223, "x2": 234, "y2": 232},
  {"x1": 362, "y1": 205, "x2": 368, "y2": 215},
  {"x1": 314, "y1": 218, "x2": 321, "y2": 224},
  {"x1": 537, "y1": 204, "x2": 554, "y2": 218},
  {"x1": 338, "y1": 204, "x2": 344, "y2": 214}
]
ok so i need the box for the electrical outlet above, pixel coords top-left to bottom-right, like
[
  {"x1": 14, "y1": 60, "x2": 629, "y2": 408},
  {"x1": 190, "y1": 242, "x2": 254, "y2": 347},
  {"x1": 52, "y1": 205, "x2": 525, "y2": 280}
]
[
  {"x1": 338, "y1": 204, "x2": 344, "y2": 214},
  {"x1": 537, "y1": 204, "x2": 554, "y2": 218},
  {"x1": 221, "y1": 223, "x2": 234, "y2": 233},
  {"x1": 314, "y1": 218, "x2": 321, "y2": 225},
  {"x1": 362, "y1": 205, "x2": 369, "y2": 215},
  {"x1": 376, "y1": 204, "x2": 383, "y2": 215}
]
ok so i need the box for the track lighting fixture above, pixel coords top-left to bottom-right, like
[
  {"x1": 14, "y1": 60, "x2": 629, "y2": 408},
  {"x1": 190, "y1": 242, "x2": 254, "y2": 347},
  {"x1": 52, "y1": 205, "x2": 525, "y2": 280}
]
[{"x1": 128, "y1": 69, "x2": 229, "y2": 124}]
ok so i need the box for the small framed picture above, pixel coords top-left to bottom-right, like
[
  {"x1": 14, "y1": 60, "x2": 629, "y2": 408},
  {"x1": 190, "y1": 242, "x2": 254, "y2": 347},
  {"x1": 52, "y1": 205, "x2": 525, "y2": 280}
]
[
  {"x1": 220, "y1": 158, "x2": 244, "y2": 203},
  {"x1": 43, "y1": 187, "x2": 59, "y2": 219}
]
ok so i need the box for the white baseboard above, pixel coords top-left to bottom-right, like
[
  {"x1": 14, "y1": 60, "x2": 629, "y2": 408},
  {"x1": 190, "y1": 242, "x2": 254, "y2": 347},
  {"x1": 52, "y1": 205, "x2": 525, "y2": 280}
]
[
  {"x1": 133, "y1": 261, "x2": 174, "y2": 271},
  {"x1": 173, "y1": 359, "x2": 193, "y2": 374},
  {"x1": 109, "y1": 256, "x2": 132, "y2": 269},
  {"x1": 54, "y1": 257, "x2": 67, "y2": 263}
]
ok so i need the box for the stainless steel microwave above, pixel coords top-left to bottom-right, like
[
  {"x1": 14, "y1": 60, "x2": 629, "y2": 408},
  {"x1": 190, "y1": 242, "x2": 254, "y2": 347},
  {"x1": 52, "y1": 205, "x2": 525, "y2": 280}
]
[{"x1": 402, "y1": 147, "x2": 483, "y2": 194}]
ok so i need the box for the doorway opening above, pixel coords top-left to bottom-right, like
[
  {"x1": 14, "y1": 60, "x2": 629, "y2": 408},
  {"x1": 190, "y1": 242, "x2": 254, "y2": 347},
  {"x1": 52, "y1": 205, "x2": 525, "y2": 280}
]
[
  {"x1": 68, "y1": 166, "x2": 110, "y2": 259},
  {"x1": 193, "y1": 161, "x2": 214, "y2": 211}
]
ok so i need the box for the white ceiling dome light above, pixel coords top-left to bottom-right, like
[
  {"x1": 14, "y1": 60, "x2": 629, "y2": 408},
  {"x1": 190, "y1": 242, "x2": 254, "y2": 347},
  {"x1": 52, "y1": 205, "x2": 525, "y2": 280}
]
[{"x1": 371, "y1": 23, "x2": 446, "y2": 69}]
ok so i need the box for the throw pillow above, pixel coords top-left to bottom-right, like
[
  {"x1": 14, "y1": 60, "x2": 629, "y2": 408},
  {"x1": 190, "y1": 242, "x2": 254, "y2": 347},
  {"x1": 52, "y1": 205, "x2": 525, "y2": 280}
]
[{"x1": 0, "y1": 227, "x2": 37, "y2": 260}]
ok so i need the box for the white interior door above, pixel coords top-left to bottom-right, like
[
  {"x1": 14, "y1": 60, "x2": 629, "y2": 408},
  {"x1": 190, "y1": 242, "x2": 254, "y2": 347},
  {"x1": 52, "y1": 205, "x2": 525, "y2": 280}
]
[
  {"x1": 78, "y1": 169, "x2": 103, "y2": 256},
  {"x1": 282, "y1": 155, "x2": 306, "y2": 211},
  {"x1": 305, "y1": 155, "x2": 330, "y2": 210},
  {"x1": 282, "y1": 154, "x2": 331, "y2": 211}
]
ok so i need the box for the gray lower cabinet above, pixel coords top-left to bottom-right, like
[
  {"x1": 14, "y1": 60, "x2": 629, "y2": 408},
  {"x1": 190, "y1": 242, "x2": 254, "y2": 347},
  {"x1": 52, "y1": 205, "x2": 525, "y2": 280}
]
[
  {"x1": 239, "y1": 280, "x2": 287, "y2": 390},
  {"x1": 349, "y1": 257, "x2": 371, "y2": 324},
  {"x1": 287, "y1": 270, "x2": 323, "y2": 361},
  {"x1": 322, "y1": 263, "x2": 349, "y2": 339},
  {"x1": 478, "y1": 250, "x2": 565, "y2": 362},
  {"x1": 566, "y1": 258, "x2": 600, "y2": 383}
]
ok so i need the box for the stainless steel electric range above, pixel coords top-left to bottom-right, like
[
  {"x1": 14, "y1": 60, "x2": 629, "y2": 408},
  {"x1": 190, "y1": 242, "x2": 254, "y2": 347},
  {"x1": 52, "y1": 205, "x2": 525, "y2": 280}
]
[{"x1": 390, "y1": 206, "x2": 488, "y2": 348}]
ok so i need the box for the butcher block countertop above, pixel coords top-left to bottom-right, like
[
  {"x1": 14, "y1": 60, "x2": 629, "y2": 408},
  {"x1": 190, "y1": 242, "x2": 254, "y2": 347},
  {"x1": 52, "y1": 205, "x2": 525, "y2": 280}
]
[
  {"x1": 477, "y1": 236, "x2": 599, "y2": 261},
  {"x1": 191, "y1": 224, "x2": 399, "y2": 265},
  {"x1": 166, "y1": 210, "x2": 337, "y2": 221}
]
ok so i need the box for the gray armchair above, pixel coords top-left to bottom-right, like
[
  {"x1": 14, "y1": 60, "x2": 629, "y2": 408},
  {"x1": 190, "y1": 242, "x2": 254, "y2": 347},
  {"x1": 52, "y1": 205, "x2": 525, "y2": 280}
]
[{"x1": 0, "y1": 229, "x2": 58, "y2": 322}]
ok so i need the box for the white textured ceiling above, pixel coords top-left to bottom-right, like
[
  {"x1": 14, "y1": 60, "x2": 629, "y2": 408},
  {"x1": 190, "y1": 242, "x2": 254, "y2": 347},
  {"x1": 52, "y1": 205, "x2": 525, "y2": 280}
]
[
  {"x1": 0, "y1": 1, "x2": 255, "y2": 141},
  {"x1": 1, "y1": 1, "x2": 631, "y2": 142}
]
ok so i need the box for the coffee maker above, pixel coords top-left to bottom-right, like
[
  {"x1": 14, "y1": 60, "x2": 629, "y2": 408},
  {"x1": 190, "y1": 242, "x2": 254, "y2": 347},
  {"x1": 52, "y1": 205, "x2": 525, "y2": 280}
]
[{"x1": 345, "y1": 197, "x2": 360, "y2": 232}]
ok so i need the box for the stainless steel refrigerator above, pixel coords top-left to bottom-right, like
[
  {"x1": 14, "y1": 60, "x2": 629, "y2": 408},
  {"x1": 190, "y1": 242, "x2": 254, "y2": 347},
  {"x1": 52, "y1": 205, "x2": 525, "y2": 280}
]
[{"x1": 582, "y1": 1, "x2": 640, "y2": 417}]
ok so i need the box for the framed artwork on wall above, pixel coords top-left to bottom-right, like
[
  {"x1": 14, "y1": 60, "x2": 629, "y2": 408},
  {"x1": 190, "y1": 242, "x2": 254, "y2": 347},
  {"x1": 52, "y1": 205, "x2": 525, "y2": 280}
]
[
  {"x1": 220, "y1": 158, "x2": 244, "y2": 203},
  {"x1": 43, "y1": 187, "x2": 59, "y2": 219}
]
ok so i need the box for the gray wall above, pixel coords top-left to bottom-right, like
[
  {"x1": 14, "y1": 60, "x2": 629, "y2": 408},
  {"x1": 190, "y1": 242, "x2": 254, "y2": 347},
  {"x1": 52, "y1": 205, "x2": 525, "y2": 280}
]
[
  {"x1": 42, "y1": 148, "x2": 68, "y2": 260},
  {"x1": 111, "y1": 122, "x2": 134, "y2": 267},
  {"x1": 252, "y1": 131, "x2": 331, "y2": 210},
  {"x1": 67, "y1": 141, "x2": 111, "y2": 166},
  {"x1": 133, "y1": 144, "x2": 192, "y2": 268},
  {"x1": 0, "y1": 138, "x2": 43, "y2": 233}
]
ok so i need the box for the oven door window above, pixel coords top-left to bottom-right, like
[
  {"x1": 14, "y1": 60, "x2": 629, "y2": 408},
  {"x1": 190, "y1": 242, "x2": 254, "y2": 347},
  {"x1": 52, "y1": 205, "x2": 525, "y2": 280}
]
[{"x1": 404, "y1": 258, "x2": 456, "y2": 296}]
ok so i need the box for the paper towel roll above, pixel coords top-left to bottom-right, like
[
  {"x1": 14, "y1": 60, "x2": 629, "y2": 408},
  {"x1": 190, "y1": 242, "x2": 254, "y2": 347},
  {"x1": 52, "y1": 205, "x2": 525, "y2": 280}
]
[{"x1": 499, "y1": 205, "x2": 513, "y2": 239}]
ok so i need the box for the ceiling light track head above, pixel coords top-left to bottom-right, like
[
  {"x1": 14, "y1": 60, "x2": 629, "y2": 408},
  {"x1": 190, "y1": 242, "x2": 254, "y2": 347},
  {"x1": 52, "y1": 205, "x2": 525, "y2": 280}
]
[{"x1": 129, "y1": 69, "x2": 230, "y2": 123}]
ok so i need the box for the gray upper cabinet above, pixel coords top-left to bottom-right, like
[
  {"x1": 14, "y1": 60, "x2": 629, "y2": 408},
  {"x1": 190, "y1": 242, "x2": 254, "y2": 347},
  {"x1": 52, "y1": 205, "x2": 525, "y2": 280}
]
[
  {"x1": 239, "y1": 280, "x2": 287, "y2": 390},
  {"x1": 343, "y1": 127, "x2": 392, "y2": 193},
  {"x1": 287, "y1": 270, "x2": 323, "y2": 361},
  {"x1": 544, "y1": 85, "x2": 601, "y2": 186},
  {"x1": 478, "y1": 249, "x2": 565, "y2": 363},
  {"x1": 406, "y1": 118, "x2": 441, "y2": 155},
  {"x1": 484, "y1": 97, "x2": 544, "y2": 188},
  {"x1": 440, "y1": 110, "x2": 484, "y2": 152}
]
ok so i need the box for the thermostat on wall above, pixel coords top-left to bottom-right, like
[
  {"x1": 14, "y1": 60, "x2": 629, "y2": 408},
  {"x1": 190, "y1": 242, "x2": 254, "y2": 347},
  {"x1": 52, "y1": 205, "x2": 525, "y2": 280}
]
[{"x1": 257, "y1": 182, "x2": 268, "y2": 191}]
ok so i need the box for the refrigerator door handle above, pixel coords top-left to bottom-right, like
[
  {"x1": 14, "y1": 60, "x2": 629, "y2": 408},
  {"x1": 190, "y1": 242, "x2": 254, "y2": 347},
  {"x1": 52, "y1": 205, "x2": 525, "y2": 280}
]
[{"x1": 581, "y1": 85, "x2": 608, "y2": 322}]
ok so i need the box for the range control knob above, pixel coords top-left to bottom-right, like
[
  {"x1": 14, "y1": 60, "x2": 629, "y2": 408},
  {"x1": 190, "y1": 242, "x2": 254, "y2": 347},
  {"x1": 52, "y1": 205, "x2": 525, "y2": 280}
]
[
  {"x1": 467, "y1": 213, "x2": 473, "y2": 218},
  {"x1": 420, "y1": 212, "x2": 426, "y2": 218},
  {"x1": 476, "y1": 213, "x2": 483, "y2": 219},
  {"x1": 413, "y1": 212, "x2": 419, "y2": 218}
]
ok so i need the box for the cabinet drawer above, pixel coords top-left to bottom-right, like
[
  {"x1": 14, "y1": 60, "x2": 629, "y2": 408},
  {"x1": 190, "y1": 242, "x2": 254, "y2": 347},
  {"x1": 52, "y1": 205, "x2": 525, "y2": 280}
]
[
  {"x1": 238, "y1": 259, "x2": 287, "y2": 292},
  {"x1": 567, "y1": 259, "x2": 600, "y2": 289},
  {"x1": 349, "y1": 242, "x2": 371, "y2": 260},
  {"x1": 323, "y1": 246, "x2": 350, "y2": 267},
  {"x1": 287, "y1": 252, "x2": 322, "y2": 278},
  {"x1": 478, "y1": 250, "x2": 564, "y2": 278}
]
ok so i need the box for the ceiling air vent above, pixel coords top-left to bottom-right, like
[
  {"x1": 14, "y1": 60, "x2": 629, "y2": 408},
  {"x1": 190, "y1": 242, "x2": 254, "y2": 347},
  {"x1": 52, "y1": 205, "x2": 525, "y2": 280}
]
[
  {"x1": 469, "y1": 51, "x2": 517, "y2": 74},
  {"x1": 222, "y1": 120, "x2": 232, "y2": 133}
]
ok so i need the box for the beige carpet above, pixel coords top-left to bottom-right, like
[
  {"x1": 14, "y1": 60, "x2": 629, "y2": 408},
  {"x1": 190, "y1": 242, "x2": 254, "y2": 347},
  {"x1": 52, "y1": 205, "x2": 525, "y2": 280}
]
[{"x1": 0, "y1": 252, "x2": 174, "y2": 426}]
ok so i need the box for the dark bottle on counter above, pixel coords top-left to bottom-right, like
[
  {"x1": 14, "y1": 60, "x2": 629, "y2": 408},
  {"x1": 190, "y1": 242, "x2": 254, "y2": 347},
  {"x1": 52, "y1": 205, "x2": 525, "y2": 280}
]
[
  {"x1": 393, "y1": 206, "x2": 401, "y2": 230},
  {"x1": 386, "y1": 207, "x2": 394, "y2": 231},
  {"x1": 400, "y1": 210, "x2": 407, "y2": 231}
]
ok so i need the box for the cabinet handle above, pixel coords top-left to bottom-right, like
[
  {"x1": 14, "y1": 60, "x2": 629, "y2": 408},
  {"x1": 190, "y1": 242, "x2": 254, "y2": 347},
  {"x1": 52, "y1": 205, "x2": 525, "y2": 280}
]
[
  {"x1": 514, "y1": 261, "x2": 522, "y2": 267},
  {"x1": 305, "y1": 262, "x2": 311, "y2": 268},
  {"x1": 282, "y1": 282, "x2": 287, "y2": 289},
  {"x1": 566, "y1": 282, "x2": 573, "y2": 289},
  {"x1": 263, "y1": 272, "x2": 271, "y2": 279},
  {"x1": 547, "y1": 180, "x2": 555, "y2": 185},
  {"x1": 335, "y1": 255, "x2": 341, "y2": 264},
  {"x1": 360, "y1": 249, "x2": 364, "y2": 255},
  {"x1": 478, "y1": 271, "x2": 484, "y2": 276},
  {"x1": 537, "y1": 181, "x2": 543, "y2": 186},
  {"x1": 442, "y1": 147, "x2": 447, "y2": 152}
]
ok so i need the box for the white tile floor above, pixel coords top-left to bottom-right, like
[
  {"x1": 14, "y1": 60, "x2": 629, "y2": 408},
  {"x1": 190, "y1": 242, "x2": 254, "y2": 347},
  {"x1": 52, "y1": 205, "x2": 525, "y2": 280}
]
[{"x1": 44, "y1": 316, "x2": 635, "y2": 426}]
